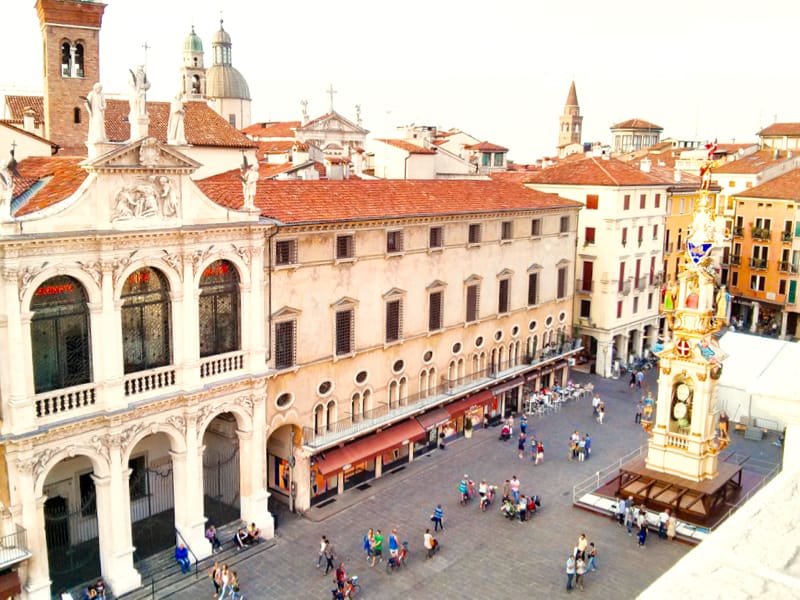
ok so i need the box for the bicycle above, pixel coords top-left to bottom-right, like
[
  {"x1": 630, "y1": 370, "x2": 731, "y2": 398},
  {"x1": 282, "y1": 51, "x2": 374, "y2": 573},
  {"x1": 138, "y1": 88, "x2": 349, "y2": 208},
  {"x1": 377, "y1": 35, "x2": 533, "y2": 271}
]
[{"x1": 330, "y1": 575, "x2": 360, "y2": 599}]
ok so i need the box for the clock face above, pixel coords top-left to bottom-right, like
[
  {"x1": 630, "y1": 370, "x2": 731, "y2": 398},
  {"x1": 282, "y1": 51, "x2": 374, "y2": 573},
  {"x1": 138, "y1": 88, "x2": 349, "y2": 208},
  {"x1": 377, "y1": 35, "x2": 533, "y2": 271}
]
[
  {"x1": 676, "y1": 383, "x2": 691, "y2": 401},
  {"x1": 673, "y1": 401, "x2": 688, "y2": 419}
]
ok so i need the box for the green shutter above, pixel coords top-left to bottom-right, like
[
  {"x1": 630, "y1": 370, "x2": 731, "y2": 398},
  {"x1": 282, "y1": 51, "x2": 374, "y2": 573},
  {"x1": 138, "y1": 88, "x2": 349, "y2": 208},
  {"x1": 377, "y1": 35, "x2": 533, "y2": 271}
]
[
  {"x1": 789, "y1": 280, "x2": 797, "y2": 305},
  {"x1": 795, "y1": 221, "x2": 800, "y2": 237}
]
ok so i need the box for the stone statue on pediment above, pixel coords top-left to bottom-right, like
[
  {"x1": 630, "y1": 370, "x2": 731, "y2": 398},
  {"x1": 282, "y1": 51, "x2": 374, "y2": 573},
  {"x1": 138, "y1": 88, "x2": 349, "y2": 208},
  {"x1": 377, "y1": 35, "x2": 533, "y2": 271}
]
[
  {"x1": 167, "y1": 92, "x2": 187, "y2": 145},
  {"x1": 83, "y1": 82, "x2": 107, "y2": 143}
]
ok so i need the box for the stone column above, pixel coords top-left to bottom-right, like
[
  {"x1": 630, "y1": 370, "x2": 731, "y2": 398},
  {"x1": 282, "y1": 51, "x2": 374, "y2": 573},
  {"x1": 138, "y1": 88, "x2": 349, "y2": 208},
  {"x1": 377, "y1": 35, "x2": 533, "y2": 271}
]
[
  {"x1": 750, "y1": 303, "x2": 759, "y2": 333},
  {"x1": 92, "y1": 462, "x2": 141, "y2": 596},
  {"x1": 238, "y1": 420, "x2": 272, "y2": 538},
  {"x1": 2, "y1": 267, "x2": 35, "y2": 433},
  {"x1": 181, "y1": 254, "x2": 201, "y2": 391},
  {"x1": 616, "y1": 335, "x2": 629, "y2": 369},
  {"x1": 780, "y1": 311, "x2": 788, "y2": 338},
  {"x1": 595, "y1": 340, "x2": 612, "y2": 378},
  {"x1": 12, "y1": 462, "x2": 50, "y2": 600},
  {"x1": 293, "y1": 450, "x2": 311, "y2": 512},
  {"x1": 170, "y1": 420, "x2": 210, "y2": 560}
]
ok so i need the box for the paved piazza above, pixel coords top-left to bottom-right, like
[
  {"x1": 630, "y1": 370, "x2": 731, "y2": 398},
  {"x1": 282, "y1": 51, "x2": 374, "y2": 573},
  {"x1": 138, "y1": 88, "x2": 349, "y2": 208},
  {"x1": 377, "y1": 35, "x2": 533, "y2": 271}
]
[{"x1": 173, "y1": 368, "x2": 772, "y2": 599}]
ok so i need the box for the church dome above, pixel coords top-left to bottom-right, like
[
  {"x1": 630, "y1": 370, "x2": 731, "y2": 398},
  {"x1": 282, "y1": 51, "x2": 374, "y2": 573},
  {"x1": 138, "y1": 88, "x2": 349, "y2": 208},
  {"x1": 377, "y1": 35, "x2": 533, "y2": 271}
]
[
  {"x1": 206, "y1": 65, "x2": 251, "y2": 100},
  {"x1": 212, "y1": 23, "x2": 232, "y2": 46},
  {"x1": 184, "y1": 26, "x2": 203, "y2": 53}
]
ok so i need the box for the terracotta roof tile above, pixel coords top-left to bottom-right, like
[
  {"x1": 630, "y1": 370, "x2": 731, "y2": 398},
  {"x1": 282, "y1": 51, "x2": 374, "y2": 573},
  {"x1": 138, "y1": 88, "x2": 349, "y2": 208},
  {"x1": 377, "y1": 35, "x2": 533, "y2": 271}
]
[
  {"x1": 12, "y1": 156, "x2": 88, "y2": 217},
  {"x1": 464, "y1": 141, "x2": 509, "y2": 152},
  {"x1": 757, "y1": 123, "x2": 800, "y2": 137},
  {"x1": 256, "y1": 140, "x2": 295, "y2": 155},
  {"x1": 374, "y1": 139, "x2": 436, "y2": 154},
  {"x1": 611, "y1": 118, "x2": 663, "y2": 131},
  {"x1": 524, "y1": 156, "x2": 669, "y2": 187},
  {"x1": 196, "y1": 175, "x2": 581, "y2": 224},
  {"x1": 713, "y1": 149, "x2": 794, "y2": 175},
  {"x1": 241, "y1": 121, "x2": 300, "y2": 138},
  {"x1": 103, "y1": 99, "x2": 255, "y2": 148},
  {"x1": 734, "y1": 167, "x2": 800, "y2": 201},
  {"x1": 4, "y1": 95, "x2": 44, "y2": 123}
]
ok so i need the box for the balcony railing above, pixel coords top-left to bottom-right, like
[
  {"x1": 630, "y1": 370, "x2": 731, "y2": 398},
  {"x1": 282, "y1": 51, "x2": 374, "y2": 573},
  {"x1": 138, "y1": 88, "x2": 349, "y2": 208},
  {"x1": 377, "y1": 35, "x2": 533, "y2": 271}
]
[
  {"x1": 749, "y1": 258, "x2": 768, "y2": 270},
  {"x1": 730, "y1": 255, "x2": 741, "y2": 266},
  {"x1": 34, "y1": 382, "x2": 97, "y2": 422},
  {"x1": 620, "y1": 279, "x2": 632, "y2": 296},
  {"x1": 576, "y1": 279, "x2": 593, "y2": 293},
  {"x1": 636, "y1": 276, "x2": 647, "y2": 291},
  {"x1": 732, "y1": 226, "x2": 744, "y2": 238},
  {"x1": 778, "y1": 261, "x2": 799, "y2": 273},
  {"x1": 0, "y1": 525, "x2": 31, "y2": 569},
  {"x1": 199, "y1": 351, "x2": 245, "y2": 379},
  {"x1": 123, "y1": 365, "x2": 177, "y2": 397},
  {"x1": 302, "y1": 338, "x2": 584, "y2": 448},
  {"x1": 751, "y1": 227, "x2": 771, "y2": 241},
  {"x1": 782, "y1": 231, "x2": 793, "y2": 243}
]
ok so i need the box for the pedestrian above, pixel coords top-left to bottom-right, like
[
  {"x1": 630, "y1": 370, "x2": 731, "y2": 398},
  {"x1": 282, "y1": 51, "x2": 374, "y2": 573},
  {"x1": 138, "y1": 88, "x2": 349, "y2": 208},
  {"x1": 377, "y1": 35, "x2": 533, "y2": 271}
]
[
  {"x1": 624, "y1": 501, "x2": 634, "y2": 535},
  {"x1": 566, "y1": 554, "x2": 576, "y2": 591},
  {"x1": 575, "y1": 556, "x2": 586, "y2": 591},
  {"x1": 318, "y1": 535, "x2": 329, "y2": 568},
  {"x1": 517, "y1": 432, "x2": 526, "y2": 459},
  {"x1": 530, "y1": 437, "x2": 538, "y2": 462},
  {"x1": 423, "y1": 528, "x2": 436, "y2": 559},
  {"x1": 576, "y1": 533, "x2": 588, "y2": 560},
  {"x1": 507, "y1": 414, "x2": 514, "y2": 436},
  {"x1": 592, "y1": 394, "x2": 601, "y2": 417},
  {"x1": 586, "y1": 542, "x2": 598, "y2": 571},
  {"x1": 509, "y1": 475, "x2": 521, "y2": 504},
  {"x1": 638, "y1": 524, "x2": 648, "y2": 548},
  {"x1": 370, "y1": 529, "x2": 383, "y2": 566},
  {"x1": 636, "y1": 370, "x2": 644, "y2": 389},
  {"x1": 362, "y1": 530, "x2": 372, "y2": 562},
  {"x1": 667, "y1": 512, "x2": 677, "y2": 541},
  {"x1": 596, "y1": 401, "x2": 605, "y2": 424},
  {"x1": 635, "y1": 398, "x2": 644, "y2": 424},
  {"x1": 388, "y1": 528, "x2": 400, "y2": 559},
  {"x1": 658, "y1": 508, "x2": 670, "y2": 539},
  {"x1": 629, "y1": 372, "x2": 636, "y2": 389},
  {"x1": 432, "y1": 504, "x2": 444, "y2": 531},
  {"x1": 502, "y1": 479, "x2": 511, "y2": 502},
  {"x1": 520, "y1": 414, "x2": 528, "y2": 435},
  {"x1": 578, "y1": 436, "x2": 586, "y2": 462},
  {"x1": 636, "y1": 504, "x2": 647, "y2": 531},
  {"x1": 616, "y1": 496, "x2": 626, "y2": 526},
  {"x1": 535, "y1": 440, "x2": 544, "y2": 465},
  {"x1": 568, "y1": 437, "x2": 575, "y2": 461},
  {"x1": 323, "y1": 538, "x2": 336, "y2": 574},
  {"x1": 209, "y1": 561, "x2": 222, "y2": 598},
  {"x1": 229, "y1": 571, "x2": 241, "y2": 600},
  {"x1": 218, "y1": 565, "x2": 230, "y2": 600},
  {"x1": 584, "y1": 434, "x2": 591, "y2": 460}
]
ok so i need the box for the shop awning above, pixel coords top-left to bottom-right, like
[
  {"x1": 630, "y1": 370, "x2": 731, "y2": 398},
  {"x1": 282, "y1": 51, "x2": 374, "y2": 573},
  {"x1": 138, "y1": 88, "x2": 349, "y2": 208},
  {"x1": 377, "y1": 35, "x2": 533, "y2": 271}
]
[
  {"x1": 492, "y1": 376, "x2": 525, "y2": 396},
  {"x1": 416, "y1": 407, "x2": 451, "y2": 430},
  {"x1": 444, "y1": 389, "x2": 494, "y2": 417},
  {"x1": 314, "y1": 419, "x2": 426, "y2": 476}
]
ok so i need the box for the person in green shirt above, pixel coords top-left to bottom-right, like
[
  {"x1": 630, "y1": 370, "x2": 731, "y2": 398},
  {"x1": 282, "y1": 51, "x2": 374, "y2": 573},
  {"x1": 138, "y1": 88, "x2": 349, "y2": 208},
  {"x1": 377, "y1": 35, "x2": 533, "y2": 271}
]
[{"x1": 370, "y1": 529, "x2": 383, "y2": 566}]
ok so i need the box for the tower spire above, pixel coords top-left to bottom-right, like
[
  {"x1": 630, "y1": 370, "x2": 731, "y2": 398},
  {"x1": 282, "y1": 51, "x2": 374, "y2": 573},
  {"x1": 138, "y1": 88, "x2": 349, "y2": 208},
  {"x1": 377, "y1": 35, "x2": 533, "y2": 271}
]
[{"x1": 557, "y1": 80, "x2": 583, "y2": 157}]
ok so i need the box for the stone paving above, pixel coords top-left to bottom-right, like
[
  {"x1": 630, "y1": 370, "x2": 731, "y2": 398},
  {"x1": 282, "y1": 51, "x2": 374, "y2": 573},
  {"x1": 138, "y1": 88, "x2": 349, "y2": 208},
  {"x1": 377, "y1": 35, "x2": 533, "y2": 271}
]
[{"x1": 170, "y1": 367, "x2": 779, "y2": 600}]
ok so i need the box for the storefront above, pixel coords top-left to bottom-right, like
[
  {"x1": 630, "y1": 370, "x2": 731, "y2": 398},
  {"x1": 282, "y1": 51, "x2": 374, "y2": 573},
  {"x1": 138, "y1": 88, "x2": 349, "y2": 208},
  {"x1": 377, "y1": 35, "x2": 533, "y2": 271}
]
[
  {"x1": 415, "y1": 407, "x2": 452, "y2": 455},
  {"x1": 443, "y1": 390, "x2": 494, "y2": 438},
  {"x1": 493, "y1": 376, "x2": 525, "y2": 415}
]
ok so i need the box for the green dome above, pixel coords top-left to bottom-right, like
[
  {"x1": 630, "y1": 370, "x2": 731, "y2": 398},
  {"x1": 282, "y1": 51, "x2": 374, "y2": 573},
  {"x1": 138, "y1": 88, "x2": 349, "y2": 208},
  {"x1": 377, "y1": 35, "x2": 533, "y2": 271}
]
[{"x1": 184, "y1": 26, "x2": 203, "y2": 53}]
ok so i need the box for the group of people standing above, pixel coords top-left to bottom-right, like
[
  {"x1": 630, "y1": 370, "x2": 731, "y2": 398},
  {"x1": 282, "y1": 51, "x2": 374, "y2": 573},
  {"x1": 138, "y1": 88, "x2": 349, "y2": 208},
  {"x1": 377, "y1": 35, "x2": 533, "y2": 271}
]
[
  {"x1": 615, "y1": 496, "x2": 678, "y2": 548},
  {"x1": 568, "y1": 430, "x2": 592, "y2": 462},
  {"x1": 565, "y1": 533, "x2": 598, "y2": 592},
  {"x1": 209, "y1": 562, "x2": 243, "y2": 600}
]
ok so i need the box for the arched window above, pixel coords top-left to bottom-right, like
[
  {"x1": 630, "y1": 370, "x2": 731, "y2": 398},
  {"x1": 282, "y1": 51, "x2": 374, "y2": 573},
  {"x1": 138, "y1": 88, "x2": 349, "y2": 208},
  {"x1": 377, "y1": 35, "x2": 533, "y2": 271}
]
[
  {"x1": 74, "y1": 43, "x2": 84, "y2": 77},
  {"x1": 198, "y1": 260, "x2": 240, "y2": 357},
  {"x1": 121, "y1": 267, "x2": 171, "y2": 374},
  {"x1": 30, "y1": 276, "x2": 91, "y2": 393},
  {"x1": 351, "y1": 392, "x2": 361, "y2": 423},
  {"x1": 363, "y1": 389, "x2": 372, "y2": 414},
  {"x1": 326, "y1": 400, "x2": 336, "y2": 431},
  {"x1": 399, "y1": 376, "x2": 407, "y2": 406},
  {"x1": 314, "y1": 405, "x2": 324, "y2": 435},
  {"x1": 388, "y1": 380, "x2": 398, "y2": 410},
  {"x1": 61, "y1": 41, "x2": 71, "y2": 76}
]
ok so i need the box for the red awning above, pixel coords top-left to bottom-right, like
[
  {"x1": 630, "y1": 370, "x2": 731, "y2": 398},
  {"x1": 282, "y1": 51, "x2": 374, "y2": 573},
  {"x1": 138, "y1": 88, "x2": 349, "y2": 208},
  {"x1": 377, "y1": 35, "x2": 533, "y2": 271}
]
[
  {"x1": 314, "y1": 419, "x2": 426, "y2": 476},
  {"x1": 416, "y1": 407, "x2": 451, "y2": 430},
  {"x1": 492, "y1": 376, "x2": 525, "y2": 396},
  {"x1": 444, "y1": 389, "x2": 494, "y2": 417}
]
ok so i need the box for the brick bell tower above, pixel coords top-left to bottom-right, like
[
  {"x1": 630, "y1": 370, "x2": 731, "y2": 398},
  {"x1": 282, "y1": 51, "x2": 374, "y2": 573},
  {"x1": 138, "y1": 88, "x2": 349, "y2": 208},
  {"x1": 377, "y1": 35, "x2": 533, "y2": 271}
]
[{"x1": 36, "y1": 0, "x2": 107, "y2": 154}]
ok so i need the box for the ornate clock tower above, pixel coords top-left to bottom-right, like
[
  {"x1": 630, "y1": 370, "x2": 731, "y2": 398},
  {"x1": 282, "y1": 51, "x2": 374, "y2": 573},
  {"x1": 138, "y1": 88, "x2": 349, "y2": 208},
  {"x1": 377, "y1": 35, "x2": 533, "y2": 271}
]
[{"x1": 644, "y1": 179, "x2": 729, "y2": 482}]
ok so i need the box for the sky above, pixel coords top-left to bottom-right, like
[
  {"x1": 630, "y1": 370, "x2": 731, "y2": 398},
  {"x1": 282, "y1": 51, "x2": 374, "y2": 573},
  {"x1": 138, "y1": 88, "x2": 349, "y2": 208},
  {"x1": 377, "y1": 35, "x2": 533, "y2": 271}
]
[{"x1": 3, "y1": 0, "x2": 799, "y2": 163}]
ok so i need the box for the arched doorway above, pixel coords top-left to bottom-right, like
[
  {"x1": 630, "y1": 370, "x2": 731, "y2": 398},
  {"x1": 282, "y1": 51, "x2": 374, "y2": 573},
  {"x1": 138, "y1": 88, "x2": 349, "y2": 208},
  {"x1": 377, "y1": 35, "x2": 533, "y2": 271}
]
[{"x1": 203, "y1": 413, "x2": 241, "y2": 527}]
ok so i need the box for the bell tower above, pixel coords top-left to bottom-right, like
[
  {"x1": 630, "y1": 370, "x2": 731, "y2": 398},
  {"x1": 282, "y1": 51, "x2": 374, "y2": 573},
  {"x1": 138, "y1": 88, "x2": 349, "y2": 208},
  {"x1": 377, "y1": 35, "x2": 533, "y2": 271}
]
[
  {"x1": 557, "y1": 80, "x2": 582, "y2": 156},
  {"x1": 644, "y1": 166, "x2": 729, "y2": 482},
  {"x1": 181, "y1": 26, "x2": 206, "y2": 100},
  {"x1": 36, "y1": 0, "x2": 107, "y2": 153}
]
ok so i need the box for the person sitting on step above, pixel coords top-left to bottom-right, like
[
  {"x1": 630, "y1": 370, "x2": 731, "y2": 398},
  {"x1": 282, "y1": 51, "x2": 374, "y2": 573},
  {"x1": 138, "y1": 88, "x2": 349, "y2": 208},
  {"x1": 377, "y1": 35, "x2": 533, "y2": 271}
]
[
  {"x1": 174, "y1": 543, "x2": 191, "y2": 574},
  {"x1": 234, "y1": 527, "x2": 250, "y2": 550}
]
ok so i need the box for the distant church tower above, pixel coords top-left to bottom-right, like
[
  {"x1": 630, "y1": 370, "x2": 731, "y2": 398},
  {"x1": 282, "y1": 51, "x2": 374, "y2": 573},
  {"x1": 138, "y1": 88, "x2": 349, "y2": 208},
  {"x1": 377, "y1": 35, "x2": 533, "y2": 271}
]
[
  {"x1": 205, "y1": 20, "x2": 251, "y2": 129},
  {"x1": 557, "y1": 81, "x2": 583, "y2": 158},
  {"x1": 181, "y1": 26, "x2": 206, "y2": 100},
  {"x1": 36, "y1": 0, "x2": 106, "y2": 153}
]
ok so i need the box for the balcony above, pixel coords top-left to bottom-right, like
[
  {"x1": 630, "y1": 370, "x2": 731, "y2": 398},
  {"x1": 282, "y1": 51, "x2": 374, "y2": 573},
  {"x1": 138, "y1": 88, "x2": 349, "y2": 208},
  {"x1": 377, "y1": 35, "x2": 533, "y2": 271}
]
[
  {"x1": 751, "y1": 227, "x2": 771, "y2": 241},
  {"x1": 576, "y1": 279, "x2": 593, "y2": 293},
  {"x1": 730, "y1": 255, "x2": 741, "y2": 266},
  {"x1": 778, "y1": 261, "x2": 799, "y2": 274},
  {"x1": 782, "y1": 231, "x2": 793, "y2": 243},
  {"x1": 650, "y1": 272, "x2": 663, "y2": 287},
  {"x1": 301, "y1": 338, "x2": 584, "y2": 449},
  {"x1": 0, "y1": 525, "x2": 31, "y2": 570},
  {"x1": 749, "y1": 258, "x2": 768, "y2": 270},
  {"x1": 732, "y1": 226, "x2": 744, "y2": 238},
  {"x1": 636, "y1": 276, "x2": 647, "y2": 292}
]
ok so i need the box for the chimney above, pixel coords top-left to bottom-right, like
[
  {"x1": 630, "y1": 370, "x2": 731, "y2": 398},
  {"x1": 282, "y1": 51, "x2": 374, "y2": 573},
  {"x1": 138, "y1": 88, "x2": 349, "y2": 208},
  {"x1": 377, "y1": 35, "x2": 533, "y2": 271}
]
[
  {"x1": 640, "y1": 158, "x2": 652, "y2": 173},
  {"x1": 23, "y1": 107, "x2": 36, "y2": 132},
  {"x1": 674, "y1": 169, "x2": 682, "y2": 183}
]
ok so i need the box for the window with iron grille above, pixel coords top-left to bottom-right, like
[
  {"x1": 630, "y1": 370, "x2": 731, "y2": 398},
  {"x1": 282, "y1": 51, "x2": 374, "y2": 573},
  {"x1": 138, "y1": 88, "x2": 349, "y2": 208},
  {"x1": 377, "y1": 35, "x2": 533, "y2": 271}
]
[
  {"x1": 199, "y1": 260, "x2": 240, "y2": 358},
  {"x1": 121, "y1": 266, "x2": 172, "y2": 374},
  {"x1": 501, "y1": 221, "x2": 513, "y2": 240},
  {"x1": 557, "y1": 267, "x2": 568, "y2": 299},
  {"x1": 429, "y1": 226, "x2": 444, "y2": 249},
  {"x1": 468, "y1": 223, "x2": 482, "y2": 244},
  {"x1": 466, "y1": 284, "x2": 480, "y2": 322},
  {"x1": 498, "y1": 279, "x2": 510, "y2": 313},
  {"x1": 274, "y1": 320, "x2": 297, "y2": 369},
  {"x1": 275, "y1": 239, "x2": 297, "y2": 265},
  {"x1": 527, "y1": 272, "x2": 539, "y2": 305},
  {"x1": 335, "y1": 309, "x2": 354, "y2": 355},
  {"x1": 386, "y1": 299, "x2": 402, "y2": 343},
  {"x1": 387, "y1": 230, "x2": 404, "y2": 253},
  {"x1": 531, "y1": 218, "x2": 542, "y2": 236},
  {"x1": 336, "y1": 234, "x2": 355, "y2": 259},
  {"x1": 559, "y1": 216, "x2": 569, "y2": 233},
  {"x1": 428, "y1": 291, "x2": 443, "y2": 331}
]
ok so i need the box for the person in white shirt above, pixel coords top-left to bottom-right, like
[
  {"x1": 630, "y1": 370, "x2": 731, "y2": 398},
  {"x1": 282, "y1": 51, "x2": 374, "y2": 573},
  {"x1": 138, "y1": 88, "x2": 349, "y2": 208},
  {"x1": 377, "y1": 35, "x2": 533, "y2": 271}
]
[{"x1": 423, "y1": 529, "x2": 436, "y2": 558}]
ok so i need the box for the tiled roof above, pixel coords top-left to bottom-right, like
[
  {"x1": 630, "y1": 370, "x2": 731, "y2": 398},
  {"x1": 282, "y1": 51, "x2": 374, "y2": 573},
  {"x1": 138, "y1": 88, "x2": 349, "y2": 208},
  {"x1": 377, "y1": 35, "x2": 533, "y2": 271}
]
[
  {"x1": 489, "y1": 171, "x2": 538, "y2": 184},
  {"x1": 734, "y1": 168, "x2": 800, "y2": 201},
  {"x1": 524, "y1": 156, "x2": 668, "y2": 186},
  {"x1": 256, "y1": 140, "x2": 295, "y2": 155},
  {"x1": 565, "y1": 81, "x2": 579, "y2": 107},
  {"x1": 241, "y1": 121, "x2": 300, "y2": 138},
  {"x1": 374, "y1": 139, "x2": 436, "y2": 154},
  {"x1": 713, "y1": 149, "x2": 794, "y2": 175},
  {"x1": 103, "y1": 100, "x2": 255, "y2": 148},
  {"x1": 465, "y1": 141, "x2": 509, "y2": 152},
  {"x1": 12, "y1": 156, "x2": 88, "y2": 217},
  {"x1": 0, "y1": 121, "x2": 58, "y2": 149},
  {"x1": 611, "y1": 118, "x2": 663, "y2": 131},
  {"x1": 4, "y1": 95, "x2": 44, "y2": 123},
  {"x1": 196, "y1": 175, "x2": 581, "y2": 224},
  {"x1": 757, "y1": 123, "x2": 800, "y2": 137}
]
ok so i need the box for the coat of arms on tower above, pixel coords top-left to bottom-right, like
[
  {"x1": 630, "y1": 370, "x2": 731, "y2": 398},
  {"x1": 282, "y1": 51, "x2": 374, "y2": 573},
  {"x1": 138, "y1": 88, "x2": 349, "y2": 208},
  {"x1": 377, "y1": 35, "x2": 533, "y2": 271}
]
[{"x1": 138, "y1": 138, "x2": 160, "y2": 167}]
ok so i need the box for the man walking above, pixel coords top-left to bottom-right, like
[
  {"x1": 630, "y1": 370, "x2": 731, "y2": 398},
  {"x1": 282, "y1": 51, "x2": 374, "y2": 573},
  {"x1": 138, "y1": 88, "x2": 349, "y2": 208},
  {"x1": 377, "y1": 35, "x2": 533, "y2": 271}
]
[
  {"x1": 509, "y1": 475, "x2": 521, "y2": 504},
  {"x1": 635, "y1": 398, "x2": 644, "y2": 424},
  {"x1": 566, "y1": 554, "x2": 576, "y2": 591},
  {"x1": 432, "y1": 504, "x2": 444, "y2": 531},
  {"x1": 616, "y1": 496, "x2": 626, "y2": 526}
]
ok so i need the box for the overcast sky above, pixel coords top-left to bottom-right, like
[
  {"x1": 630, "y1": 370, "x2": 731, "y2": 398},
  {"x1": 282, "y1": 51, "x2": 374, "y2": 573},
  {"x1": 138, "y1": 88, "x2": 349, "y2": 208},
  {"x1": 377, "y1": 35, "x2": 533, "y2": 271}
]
[{"x1": 3, "y1": 0, "x2": 798, "y2": 162}]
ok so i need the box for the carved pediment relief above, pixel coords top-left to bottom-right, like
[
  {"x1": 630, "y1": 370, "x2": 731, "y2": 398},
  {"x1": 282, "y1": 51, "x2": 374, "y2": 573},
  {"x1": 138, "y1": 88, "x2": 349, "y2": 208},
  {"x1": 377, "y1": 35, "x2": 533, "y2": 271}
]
[
  {"x1": 83, "y1": 137, "x2": 201, "y2": 173},
  {"x1": 110, "y1": 174, "x2": 180, "y2": 222}
]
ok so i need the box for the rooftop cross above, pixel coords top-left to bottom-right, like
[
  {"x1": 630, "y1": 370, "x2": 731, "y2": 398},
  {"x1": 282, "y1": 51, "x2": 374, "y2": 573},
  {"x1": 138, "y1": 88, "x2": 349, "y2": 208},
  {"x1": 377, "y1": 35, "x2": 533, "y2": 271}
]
[{"x1": 326, "y1": 84, "x2": 337, "y2": 113}]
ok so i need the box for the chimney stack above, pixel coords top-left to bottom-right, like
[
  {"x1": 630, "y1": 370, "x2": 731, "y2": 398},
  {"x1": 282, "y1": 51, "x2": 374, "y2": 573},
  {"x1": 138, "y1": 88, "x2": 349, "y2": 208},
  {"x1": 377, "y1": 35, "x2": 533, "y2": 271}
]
[{"x1": 640, "y1": 158, "x2": 652, "y2": 173}]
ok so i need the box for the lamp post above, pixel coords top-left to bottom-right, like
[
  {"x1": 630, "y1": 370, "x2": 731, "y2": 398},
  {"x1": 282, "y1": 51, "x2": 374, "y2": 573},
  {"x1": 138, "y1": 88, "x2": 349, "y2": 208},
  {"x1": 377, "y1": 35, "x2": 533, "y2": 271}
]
[{"x1": 288, "y1": 428, "x2": 296, "y2": 513}]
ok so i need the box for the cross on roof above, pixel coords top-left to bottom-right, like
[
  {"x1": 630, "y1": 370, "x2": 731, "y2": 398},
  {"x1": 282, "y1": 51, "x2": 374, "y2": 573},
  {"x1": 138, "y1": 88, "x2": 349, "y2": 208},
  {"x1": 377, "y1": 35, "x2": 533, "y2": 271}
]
[{"x1": 326, "y1": 84, "x2": 337, "y2": 112}]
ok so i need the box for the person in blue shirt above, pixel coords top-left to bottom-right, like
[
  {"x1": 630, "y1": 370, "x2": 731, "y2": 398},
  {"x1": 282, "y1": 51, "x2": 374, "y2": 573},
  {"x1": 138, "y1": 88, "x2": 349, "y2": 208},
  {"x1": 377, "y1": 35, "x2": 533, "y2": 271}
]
[
  {"x1": 584, "y1": 434, "x2": 592, "y2": 460},
  {"x1": 175, "y1": 543, "x2": 190, "y2": 574},
  {"x1": 432, "y1": 504, "x2": 444, "y2": 531}
]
